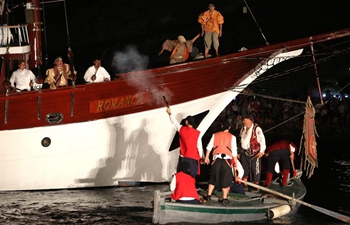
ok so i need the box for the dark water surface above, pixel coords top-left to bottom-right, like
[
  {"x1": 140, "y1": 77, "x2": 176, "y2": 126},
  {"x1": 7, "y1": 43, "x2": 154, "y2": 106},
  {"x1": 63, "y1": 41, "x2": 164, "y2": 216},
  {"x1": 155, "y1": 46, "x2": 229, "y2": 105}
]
[{"x1": 1, "y1": 136, "x2": 349, "y2": 225}]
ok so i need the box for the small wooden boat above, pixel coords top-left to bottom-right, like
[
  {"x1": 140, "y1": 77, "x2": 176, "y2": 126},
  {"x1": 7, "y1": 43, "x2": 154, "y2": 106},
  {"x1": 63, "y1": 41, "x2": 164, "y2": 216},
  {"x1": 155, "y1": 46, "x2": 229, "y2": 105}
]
[{"x1": 152, "y1": 176, "x2": 306, "y2": 224}]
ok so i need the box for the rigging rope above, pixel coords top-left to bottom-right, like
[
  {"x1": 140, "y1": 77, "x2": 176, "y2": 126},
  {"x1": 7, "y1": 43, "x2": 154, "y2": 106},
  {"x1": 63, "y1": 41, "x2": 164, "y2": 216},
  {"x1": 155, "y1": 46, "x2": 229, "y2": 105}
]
[
  {"x1": 42, "y1": 0, "x2": 48, "y2": 69},
  {"x1": 63, "y1": 0, "x2": 71, "y2": 49},
  {"x1": 242, "y1": 0, "x2": 269, "y2": 46}
]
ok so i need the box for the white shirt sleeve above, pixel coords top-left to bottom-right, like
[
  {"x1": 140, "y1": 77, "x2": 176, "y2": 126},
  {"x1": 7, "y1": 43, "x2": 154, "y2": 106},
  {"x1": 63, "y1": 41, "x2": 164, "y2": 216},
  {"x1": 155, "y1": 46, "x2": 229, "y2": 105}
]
[
  {"x1": 30, "y1": 71, "x2": 36, "y2": 82},
  {"x1": 231, "y1": 135, "x2": 238, "y2": 157},
  {"x1": 290, "y1": 144, "x2": 295, "y2": 152},
  {"x1": 206, "y1": 134, "x2": 215, "y2": 152},
  {"x1": 169, "y1": 115, "x2": 182, "y2": 132},
  {"x1": 170, "y1": 174, "x2": 176, "y2": 191},
  {"x1": 84, "y1": 66, "x2": 94, "y2": 82},
  {"x1": 100, "y1": 67, "x2": 111, "y2": 80},
  {"x1": 236, "y1": 160, "x2": 244, "y2": 179},
  {"x1": 256, "y1": 126, "x2": 266, "y2": 153},
  {"x1": 9, "y1": 72, "x2": 16, "y2": 87},
  {"x1": 197, "y1": 135, "x2": 203, "y2": 158}
]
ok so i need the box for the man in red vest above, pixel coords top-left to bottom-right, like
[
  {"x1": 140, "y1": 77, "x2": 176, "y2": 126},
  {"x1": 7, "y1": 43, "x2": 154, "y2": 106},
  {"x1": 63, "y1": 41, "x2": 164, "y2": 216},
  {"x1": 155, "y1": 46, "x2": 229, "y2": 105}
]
[
  {"x1": 166, "y1": 107, "x2": 203, "y2": 178},
  {"x1": 170, "y1": 162, "x2": 200, "y2": 204},
  {"x1": 263, "y1": 140, "x2": 297, "y2": 187},
  {"x1": 239, "y1": 115, "x2": 266, "y2": 192},
  {"x1": 203, "y1": 121, "x2": 238, "y2": 203}
]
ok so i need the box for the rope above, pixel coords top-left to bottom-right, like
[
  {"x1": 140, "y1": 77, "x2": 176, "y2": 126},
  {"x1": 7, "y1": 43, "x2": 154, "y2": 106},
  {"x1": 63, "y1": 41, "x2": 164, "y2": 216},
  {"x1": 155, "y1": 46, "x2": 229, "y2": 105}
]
[
  {"x1": 264, "y1": 111, "x2": 304, "y2": 134},
  {"x1": 63, "y1": 0, "x2": 71, "y2": 49},
  {"x1": 237, "y1": 92, "x2": 306, "y2": 104},
  {"x1": 40, "y1": 0, "x2": 65, "y2": 4},
  {"x1": 242, "y1": 0, "x2": 269, "y2": 46},
  {"x1": 42, "y1": 0, "x2": 49, "y2": 69}
]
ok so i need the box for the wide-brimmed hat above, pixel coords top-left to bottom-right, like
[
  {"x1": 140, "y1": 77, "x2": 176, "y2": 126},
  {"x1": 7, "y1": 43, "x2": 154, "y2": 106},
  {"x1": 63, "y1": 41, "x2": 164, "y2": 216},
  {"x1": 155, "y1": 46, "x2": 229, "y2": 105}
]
[{"x1": 178, "y1": 35, "x2": 186, "y2": 43}]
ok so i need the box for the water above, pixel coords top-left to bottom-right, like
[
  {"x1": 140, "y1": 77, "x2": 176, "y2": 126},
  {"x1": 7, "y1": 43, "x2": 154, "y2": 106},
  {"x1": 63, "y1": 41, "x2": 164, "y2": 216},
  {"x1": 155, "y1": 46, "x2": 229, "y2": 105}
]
[{"x1": 1, "y1": 137, "x2": 349, "y2": 225}]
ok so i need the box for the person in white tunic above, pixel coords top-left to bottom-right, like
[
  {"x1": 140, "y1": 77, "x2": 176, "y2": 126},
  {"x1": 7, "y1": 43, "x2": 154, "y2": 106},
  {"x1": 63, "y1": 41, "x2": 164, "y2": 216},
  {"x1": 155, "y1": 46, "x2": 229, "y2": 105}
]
[
  {"x1": 84, "y1": 59, "x2": 110, "y2": 83},
  {"x1": 10, "y1": 60, "x2": 36, "y2": 92}
]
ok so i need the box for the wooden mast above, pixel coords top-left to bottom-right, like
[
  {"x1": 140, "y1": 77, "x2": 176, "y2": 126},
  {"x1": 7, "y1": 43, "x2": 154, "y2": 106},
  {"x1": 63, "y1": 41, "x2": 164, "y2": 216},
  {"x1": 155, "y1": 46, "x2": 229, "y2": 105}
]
[{"x1": 26, "y1": 0, "x2": 42, "y2": 71}]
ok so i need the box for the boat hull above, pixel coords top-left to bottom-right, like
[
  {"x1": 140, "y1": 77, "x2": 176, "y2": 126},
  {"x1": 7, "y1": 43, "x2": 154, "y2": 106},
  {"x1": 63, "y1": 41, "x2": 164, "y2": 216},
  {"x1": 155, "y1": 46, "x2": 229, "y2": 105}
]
[
  {"x1": 153, "y1": 179, "x2": 306, "y2": 224},
  {"x1": 0, "y1": 48, "x2": 304, "y2": 191}
]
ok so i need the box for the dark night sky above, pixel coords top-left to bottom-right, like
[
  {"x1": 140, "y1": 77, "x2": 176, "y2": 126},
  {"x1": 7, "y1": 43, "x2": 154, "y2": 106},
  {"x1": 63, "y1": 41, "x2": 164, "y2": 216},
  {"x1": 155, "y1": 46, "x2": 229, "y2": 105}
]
[
  {"x1": 37, "y1": 0, "x2": 350, "y2": 70},
  {"x1": 8, "y1": 0, "x2": 350, "y2": 81}
]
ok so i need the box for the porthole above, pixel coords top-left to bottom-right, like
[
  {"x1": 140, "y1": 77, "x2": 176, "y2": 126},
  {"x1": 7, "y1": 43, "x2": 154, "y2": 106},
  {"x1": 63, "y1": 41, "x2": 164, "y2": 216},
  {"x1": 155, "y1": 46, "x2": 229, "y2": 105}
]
[{"x1": 41, "y1": 137, "x2": 51, "y2": 147}]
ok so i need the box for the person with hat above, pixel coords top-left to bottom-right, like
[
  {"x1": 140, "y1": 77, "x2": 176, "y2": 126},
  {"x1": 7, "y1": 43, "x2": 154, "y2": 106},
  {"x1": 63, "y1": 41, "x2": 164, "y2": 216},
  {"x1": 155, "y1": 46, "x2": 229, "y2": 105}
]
[
  {"x1": 159, "y1": 33, "x2": 200, "y2": 64},
  {"x1": 203, "y1": 121, "x2": 238, "y2": 203},
  {"x1": 84, "y1": 59, "x2": 111, "y2": 83},
  {"x1": 170, "y1": 161, "x2": 201, "y2": 204},
  {"x1": 166, "y1": 107, "x2": 203, "y2": 178},
  {"x1": 239, "y1": 115, "x2": 266, "y2": 192},
  {"x1": 44, "y1": 56, "x2": 76, "y2": 89},
  {"x1": 198, "y1": 3, "x2": 224, "y2": 58}
]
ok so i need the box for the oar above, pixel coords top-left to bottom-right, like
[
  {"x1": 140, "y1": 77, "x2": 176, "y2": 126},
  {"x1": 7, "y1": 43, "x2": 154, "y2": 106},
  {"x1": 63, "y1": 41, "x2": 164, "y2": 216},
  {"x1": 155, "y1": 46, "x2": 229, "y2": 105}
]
[{"x1": 240, "y1": 180, "x2": 350, "y2": 224}]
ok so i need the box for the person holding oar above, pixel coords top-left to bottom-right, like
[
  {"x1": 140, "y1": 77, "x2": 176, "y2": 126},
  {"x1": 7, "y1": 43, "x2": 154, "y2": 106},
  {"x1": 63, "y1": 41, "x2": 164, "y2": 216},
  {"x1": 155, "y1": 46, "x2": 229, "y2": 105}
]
[{"x1": 263, "y1": 140, "x2": 297, "y2": 187}]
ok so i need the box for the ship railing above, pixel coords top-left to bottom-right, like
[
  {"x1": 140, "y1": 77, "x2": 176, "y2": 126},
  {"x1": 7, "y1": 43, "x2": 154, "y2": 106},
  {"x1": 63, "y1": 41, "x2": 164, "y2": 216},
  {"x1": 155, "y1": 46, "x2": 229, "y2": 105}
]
[{"x1": 0, "y1": 24, "x2": 29, "y2": 47}]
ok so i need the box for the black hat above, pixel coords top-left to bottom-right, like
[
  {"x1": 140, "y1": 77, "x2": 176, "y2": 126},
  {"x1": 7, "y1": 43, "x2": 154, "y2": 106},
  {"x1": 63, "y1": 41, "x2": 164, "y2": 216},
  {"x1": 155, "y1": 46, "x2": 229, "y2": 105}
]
[
  {"x1": 243, "y1": 115, "x2": 254, "y2": 122},
  {"x1": 222, "y1": 121, "x2": 231, "y2": 130},
  {"x1": 186, "y1": 116, "x2": 196, "y2": 127}
]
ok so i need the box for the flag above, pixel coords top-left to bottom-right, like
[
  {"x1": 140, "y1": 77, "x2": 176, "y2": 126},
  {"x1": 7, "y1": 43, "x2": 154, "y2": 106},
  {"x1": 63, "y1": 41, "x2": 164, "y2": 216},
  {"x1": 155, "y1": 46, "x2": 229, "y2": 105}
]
[{"x1": 301, "y1": 96, "x2": 318, "y2": 178}]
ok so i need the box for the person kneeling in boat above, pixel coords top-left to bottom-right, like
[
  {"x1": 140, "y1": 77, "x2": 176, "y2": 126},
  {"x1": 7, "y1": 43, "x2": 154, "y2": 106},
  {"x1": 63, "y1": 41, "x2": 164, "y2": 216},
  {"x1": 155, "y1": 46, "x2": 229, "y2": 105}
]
[
  {"x1": 9, "y1": 60, "x2": 36, "y2": 92},
  {"x1": 263, "y1": 140, "x2": 297, "y2": 187},
  {"x1": 84, "y1": 59, "x2": 110, "y2": 83},
  {"x1": 170, "y1": 162, "x2": 201, "y2": 204},
  {"x1": 159, "y1": 34, "x2": 200, "y2": 64},
  {"x1": 203, "y1": 121, "x2": 238, "y2": 203},
  {"x1": 44, "y1": 57, "x2": 77, "y2": 90},
  {"x1": 230, "y1": 159, "x2": 246, "y2": 195}
]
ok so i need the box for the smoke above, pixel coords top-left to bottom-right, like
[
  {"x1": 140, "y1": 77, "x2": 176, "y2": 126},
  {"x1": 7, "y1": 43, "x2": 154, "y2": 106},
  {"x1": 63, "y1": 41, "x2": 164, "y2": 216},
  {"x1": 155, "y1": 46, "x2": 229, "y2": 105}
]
[
  {"x1": 112, "y1": 45, "x2": 149, "y2": 73},
  {"x1": 112, "y1": 45, "x2": 173, "y2": 106}
]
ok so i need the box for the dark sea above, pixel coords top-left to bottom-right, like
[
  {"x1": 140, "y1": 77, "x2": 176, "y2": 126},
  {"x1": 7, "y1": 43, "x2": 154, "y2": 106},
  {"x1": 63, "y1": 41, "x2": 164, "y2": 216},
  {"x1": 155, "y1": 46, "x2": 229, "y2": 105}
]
[{"x1": 1, "y1": 133, "x2": 349, "y2": 225}]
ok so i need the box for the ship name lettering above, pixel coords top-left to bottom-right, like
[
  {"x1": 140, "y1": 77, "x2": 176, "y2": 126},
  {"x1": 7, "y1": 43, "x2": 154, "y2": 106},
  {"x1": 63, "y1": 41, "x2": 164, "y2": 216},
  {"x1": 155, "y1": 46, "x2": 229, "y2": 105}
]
[{"x1": 95, "y1": 93, "x2": 145, "y2": 112}]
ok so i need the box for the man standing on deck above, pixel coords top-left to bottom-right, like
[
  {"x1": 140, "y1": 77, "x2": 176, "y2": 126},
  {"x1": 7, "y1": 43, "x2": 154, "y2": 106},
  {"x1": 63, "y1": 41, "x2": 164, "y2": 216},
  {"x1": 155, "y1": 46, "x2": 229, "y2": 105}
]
[
  {"x1": 239, "y1": 115, "x2": 266, "y2": 192},
  {"x1": 198, "y1": 3, "x2": 224, "y2": 58},
  {"x1": 166, "y1": 107, "x2": 203, "y2": 178},
  {"x1": 203, "y1": 121, "x2": 238, "y2": 203}
]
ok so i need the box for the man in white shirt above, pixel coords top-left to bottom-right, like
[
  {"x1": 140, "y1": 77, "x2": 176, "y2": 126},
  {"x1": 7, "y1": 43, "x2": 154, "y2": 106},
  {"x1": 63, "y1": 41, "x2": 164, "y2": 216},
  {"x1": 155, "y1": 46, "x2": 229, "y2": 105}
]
[
  {"x1": 10, "y1": 60, "x2": 36, "y2": 92},
  {"x1": 239, "y1": 115, "x2": 266, "y2": 192},
  {"x1": 84, "y1": 59, "x2": 110, "y2": 83}
]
